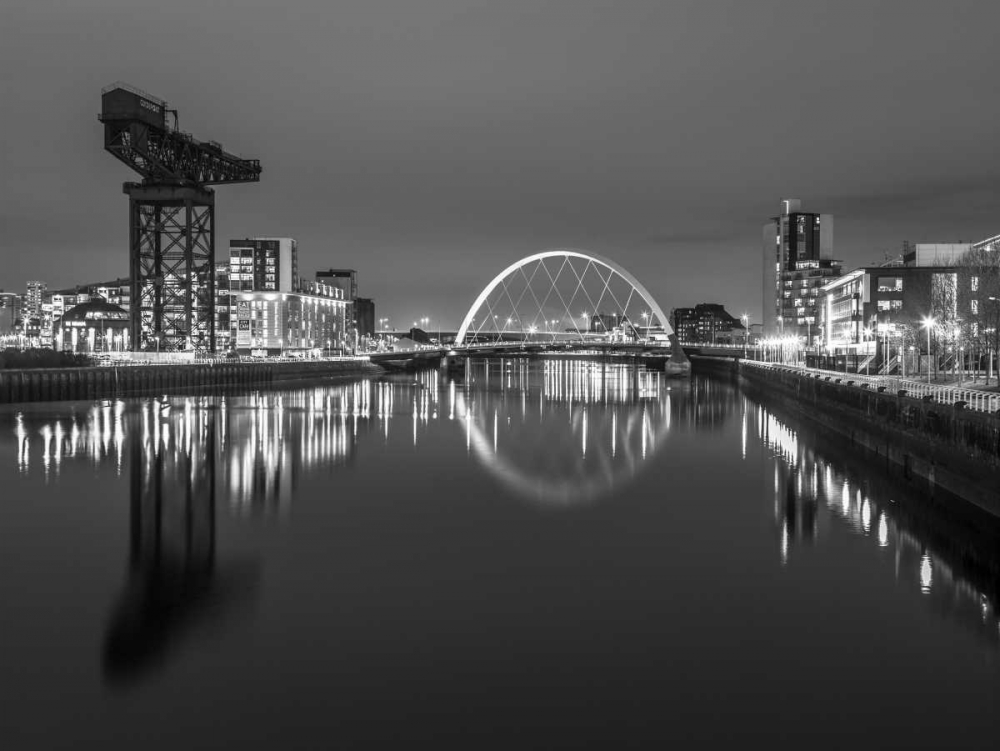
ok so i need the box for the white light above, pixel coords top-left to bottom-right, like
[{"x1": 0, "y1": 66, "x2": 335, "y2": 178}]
[{"x1": 920, "y1": 553, "x2": 933, "y2": 593}]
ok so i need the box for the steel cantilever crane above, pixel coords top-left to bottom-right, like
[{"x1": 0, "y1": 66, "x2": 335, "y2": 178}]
[{"x1": 99, "y1": 83, "x2": 261, "y2": 352}]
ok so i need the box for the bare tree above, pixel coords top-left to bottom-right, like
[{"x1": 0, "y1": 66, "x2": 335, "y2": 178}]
[{"x1": 958, "y1": 246, "x2": 1000, "y2": 384}]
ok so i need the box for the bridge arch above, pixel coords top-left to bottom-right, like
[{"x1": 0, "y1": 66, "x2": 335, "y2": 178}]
[{"x1": 455, "y1": 249, "x2": 674, "y2": 346}]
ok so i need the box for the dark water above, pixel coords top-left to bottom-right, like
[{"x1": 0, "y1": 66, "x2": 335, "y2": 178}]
[{"x1": 1, "y1": 359, "x2": 999, "y2": 749}]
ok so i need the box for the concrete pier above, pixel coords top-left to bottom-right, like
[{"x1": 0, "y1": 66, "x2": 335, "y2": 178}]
[
  {"x1": 0, "y1": 359, "x2": 382, "y2": 405},
  {"x1": 692, "y1": 357, "x2": 1000, "y2": 516}
]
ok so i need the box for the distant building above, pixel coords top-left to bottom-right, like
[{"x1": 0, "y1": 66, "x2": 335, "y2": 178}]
[
  {"x1": 589, "y1": 312, "x2": 626, "y2": 333},
  {"x1": 405, "y1": 327, "x2": 431, "y2": 345},
  {"x1": 0, "y1": 292, "x2": 21, "y2": 334},
  {"x1": 51, "y1": 293, "x2": 90, "y2": 328},
  {"x1": 214, "y1": 262, "x2": 231, "y2": 351},
  {"x1": 672, "y1": 304, "x2": 745, "y2": 345},
  {"x1": 315, "y1": 269, "x2": 357, "y2": 300},
  {"x1": 229, "y1": 238, "x2": 299, "y2": 349},
  {"x1": 93, "y1": 281, "x2": 130, "y2": 310},
  {"x1": 972, "y1": 234, "x2": 1000, "y2": 254},
  {"x1": 230, "y1": 238, "x2": 299, "y2": 294},
  {"x1": 393, "y1": 336, "x2": 422, "y2": 351},
  {"x1": 819, "y1": 264, "x2": 981, "y2": 373},
  {"x1": 39, "y1": 301, "x2": 54, "y2": 348},
  {"x1": 231, "y1": 280, "x2": 347, "y2": 356},
  {"x1": 51, "y1": 279, "x2": 130, "y2": 310},
  {"x1": 57, "y1": 300, "x2": 131, "y2": 353},
  {"x1": 355, "y1": 297, "x2": 375, "y2": 339},
  {"x1": 902, "y1": 243, "x2": 971, "y2": 267},
  {"x1": 762, "y1": 199, "x2": 840, "y2": 343},
  {"x1": 25, "y1": 281, "x2": 46, "y2": 320},
  {"x1": 0, "y1": 292, "x2": 21, "y2": 338},
  {"x1": 315, "y1": 269, "x2": 376, "y2": 343}
]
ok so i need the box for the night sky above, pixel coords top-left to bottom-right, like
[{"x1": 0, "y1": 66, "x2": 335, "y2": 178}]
[{"x1": 3, "y1": 0, "x2": 1000, "y2": 328}]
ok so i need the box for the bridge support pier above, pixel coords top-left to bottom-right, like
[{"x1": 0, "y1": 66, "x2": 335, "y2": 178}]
[
  {"x1": 665, "y1": 333, "x2": 692, "y2": 378},
  {"x1": 439, "y1": 356, "x2": 465, "y2": 375}
]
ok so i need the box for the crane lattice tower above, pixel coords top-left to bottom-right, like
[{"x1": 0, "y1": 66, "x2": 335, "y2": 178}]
[{"x1": 99, "y1": 83, "x2": 261, "y2": 352}]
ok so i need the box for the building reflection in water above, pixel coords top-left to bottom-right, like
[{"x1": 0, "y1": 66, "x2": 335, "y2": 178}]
[
  {"x1": 749, "y1": 397, "x2": 1000, "y2": 649},
  {"x1": 7, "y1": 365, "x2": 999, "y2": 664},
  {"x1": 7, "y1": 364, "x2": 694, "y2": 514},
  {"x1": 455, "y1": 358, "x2": 673, "y2": 507}
]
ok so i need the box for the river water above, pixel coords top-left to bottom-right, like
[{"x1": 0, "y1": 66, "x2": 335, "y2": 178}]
[{"x1": 1, "y1": 359, "x2": 999, "y2": 749}]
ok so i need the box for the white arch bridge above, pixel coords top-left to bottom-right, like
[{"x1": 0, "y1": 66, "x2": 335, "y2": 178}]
[{"x1": 373, "y1": 249, "x2": 700, "y2": 369}]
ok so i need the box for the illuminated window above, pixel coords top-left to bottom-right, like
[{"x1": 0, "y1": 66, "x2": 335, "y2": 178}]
[
  {"x1": 972, "y1": 276, "x2": 979, "y2": 291},
  {"x1": 971, "y1": 299, "x2": 979, "y2": 315}
]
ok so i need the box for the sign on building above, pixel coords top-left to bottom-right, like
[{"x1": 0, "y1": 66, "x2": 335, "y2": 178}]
[{"x1": 236, "y1": 301, "x2": 251, "y2": 346}]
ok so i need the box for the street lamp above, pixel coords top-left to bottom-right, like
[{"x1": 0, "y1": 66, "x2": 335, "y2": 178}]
[
  {"x1": 952, "y1": 324, "x2": 962, "y2": 385},
  {"x1": 863, "y1": 327, "x2": 872, "y2": 375},
  {"x1": 921, "y1": 315, "x2": 936, "y2": 383},
  {"x1": 740, "y1": 313, "x2": 749, "y2": 358}
]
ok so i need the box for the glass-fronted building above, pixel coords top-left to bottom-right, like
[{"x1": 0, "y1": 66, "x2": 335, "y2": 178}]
[{"x1": 232, "y1": 281, "x2": 348, "y2": 356}]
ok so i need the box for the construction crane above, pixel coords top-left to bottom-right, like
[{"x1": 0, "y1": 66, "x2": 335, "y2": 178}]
[{"x1": 99, "y1": 82, "x2": 262, "y2": 353}]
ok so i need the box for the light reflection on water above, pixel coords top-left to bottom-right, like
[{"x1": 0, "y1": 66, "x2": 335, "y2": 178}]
[
  {"x1": 2, "y1": 360, "x2": 1000, "y2": 704},
  {"x1": 754, "y1": 394, "x2": 1000, "y2": 646},
  {"x1": 458, "y1": 359, "x2": 671, "y2": 506}
]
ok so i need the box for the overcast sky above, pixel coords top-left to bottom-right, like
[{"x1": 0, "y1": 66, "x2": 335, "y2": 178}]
[{"x1": 2, "y1": 0, "x2": 1000, "y2": 327}]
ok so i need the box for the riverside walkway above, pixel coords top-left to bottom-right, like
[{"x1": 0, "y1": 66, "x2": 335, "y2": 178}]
[{"x1": 741, "y1": 359, "x2": 1000, "y2": 414}]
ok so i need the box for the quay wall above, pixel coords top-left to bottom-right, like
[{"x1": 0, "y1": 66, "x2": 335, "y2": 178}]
[
  {"x1": 691, "y1": 357, "x2": 1000, "y2": 515},
  {"x1": 0, "y1": 360, "x2": 382, "y2": 405}
]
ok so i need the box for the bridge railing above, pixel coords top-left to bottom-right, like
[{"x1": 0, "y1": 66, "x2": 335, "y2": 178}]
[{"x1": 741, "y1": 360, "x2": 1000, "y2": 414}]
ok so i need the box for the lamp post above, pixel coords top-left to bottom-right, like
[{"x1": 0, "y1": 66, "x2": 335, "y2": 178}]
[
  {"x1": 882, "y1": 324, "x2": 890, "y2": 375},
  {"x1": 987, "y1": 327, "x2": 997, "y2": 385},
  {"x1": 740, "y1": 313, "x2": 749, "y2": 358},
  {"x1": 988, "y1": 298, "x2": 1000, "y2": 386},
  {"x1": 952, "y1": 325, "x2": 961, "y2": 385},
  {"x1": 921, "y1": 315, "x2": 936, "y2": 383},
  {"x1": 863, "y1": 327, "x2": 872, "y2": 375}
]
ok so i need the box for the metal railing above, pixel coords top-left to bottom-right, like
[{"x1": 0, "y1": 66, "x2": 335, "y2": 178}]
[{"x1": 741, "y1": 360, "x2": 1000, "y2": 414}]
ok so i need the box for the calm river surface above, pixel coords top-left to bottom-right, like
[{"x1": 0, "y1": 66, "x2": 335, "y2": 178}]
[{"x1": 1, "y1": 359, "x2": 999, "y2": 749}]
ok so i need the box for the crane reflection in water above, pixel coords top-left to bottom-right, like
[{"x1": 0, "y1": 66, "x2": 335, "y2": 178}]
[
  {"x1": 4, "y1": 360, "x2": 999, "y2": 681},
  {"x1": 103, "y1": 401, "x2": 261, "y2": 685}
]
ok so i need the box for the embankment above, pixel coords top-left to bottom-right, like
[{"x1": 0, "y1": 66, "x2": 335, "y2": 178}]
[
  {"x1": 691, "y1": 356, "x2": 1000, "y2": 516},
  {"x1": 0, "y1": 359, "x2": 382, "y2": 405}
]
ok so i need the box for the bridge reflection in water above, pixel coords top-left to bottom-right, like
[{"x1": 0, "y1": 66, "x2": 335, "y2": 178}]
[
  {"x1": 3, "y1": 361, "x2": 999, "y2": 687},
  {"x1": 455, "y1": 358, "x2": 672, "y2": 506}
]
